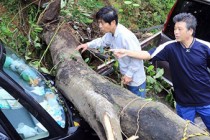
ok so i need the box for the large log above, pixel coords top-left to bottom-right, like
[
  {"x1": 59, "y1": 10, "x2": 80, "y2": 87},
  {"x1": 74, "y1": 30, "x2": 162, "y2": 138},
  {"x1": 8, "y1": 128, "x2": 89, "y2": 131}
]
[{"x1": 43, "y1": 23, "x2": 210, "y2": 140}]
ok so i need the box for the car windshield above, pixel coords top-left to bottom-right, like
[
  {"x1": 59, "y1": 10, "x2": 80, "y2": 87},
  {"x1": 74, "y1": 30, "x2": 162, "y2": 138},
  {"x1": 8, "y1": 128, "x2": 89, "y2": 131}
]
[
  {"x1": 0, "y1": 87, "x2": 50, "y2": 139},
  {"x1": 2, "y1": 47, "x2": 66, "y2": 128},
  {"x1": 163, "y1": 0, "x2": 210, "y2": 42}
]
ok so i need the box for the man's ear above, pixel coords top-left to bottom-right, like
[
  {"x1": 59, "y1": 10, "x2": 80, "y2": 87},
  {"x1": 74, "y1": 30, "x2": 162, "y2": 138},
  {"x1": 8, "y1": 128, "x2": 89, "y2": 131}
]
[
  {"x1": 189, "y1": 28, "x2": 194, "y2": 36},
  {"x1": 111, "y1": 20, "x2": 116, "y2": 25}
]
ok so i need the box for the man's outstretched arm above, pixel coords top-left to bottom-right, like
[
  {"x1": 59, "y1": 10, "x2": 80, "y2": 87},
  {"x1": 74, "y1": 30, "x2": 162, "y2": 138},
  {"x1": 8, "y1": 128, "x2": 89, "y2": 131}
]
[{"x1": 111, "y1": 49, "x2": 151, "y2": 60}]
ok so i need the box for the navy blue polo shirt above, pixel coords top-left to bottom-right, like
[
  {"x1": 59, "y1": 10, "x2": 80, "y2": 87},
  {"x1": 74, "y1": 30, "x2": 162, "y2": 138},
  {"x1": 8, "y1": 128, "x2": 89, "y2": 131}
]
[{"x1": 149, "y1": 38, "x2": 210, "y2": 106}]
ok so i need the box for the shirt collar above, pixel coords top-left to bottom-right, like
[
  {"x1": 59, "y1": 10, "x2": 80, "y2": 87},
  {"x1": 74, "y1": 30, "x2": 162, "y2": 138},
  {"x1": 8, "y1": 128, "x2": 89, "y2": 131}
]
[
  {"x1": 180, "y1": 38, "x2": 195, "y2": 49},
  {"x1": 113, "y1": 23, "x2": 122, "y2": 37}
]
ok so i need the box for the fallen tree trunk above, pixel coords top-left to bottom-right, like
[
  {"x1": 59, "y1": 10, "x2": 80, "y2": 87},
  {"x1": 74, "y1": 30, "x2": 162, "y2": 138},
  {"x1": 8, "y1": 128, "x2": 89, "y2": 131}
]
[{"x1": 43, "y1": 23, "x2": 210, "y2": 140}]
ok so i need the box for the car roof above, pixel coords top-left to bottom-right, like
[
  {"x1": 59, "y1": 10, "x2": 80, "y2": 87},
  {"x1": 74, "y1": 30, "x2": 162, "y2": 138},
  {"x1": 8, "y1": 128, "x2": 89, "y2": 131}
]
[
  {"x1": 194, "y1": 0, "x2": 210, "y2": 4},
  {"x1": 200, "y1": 0, "x2": 210, "y2": 1}
]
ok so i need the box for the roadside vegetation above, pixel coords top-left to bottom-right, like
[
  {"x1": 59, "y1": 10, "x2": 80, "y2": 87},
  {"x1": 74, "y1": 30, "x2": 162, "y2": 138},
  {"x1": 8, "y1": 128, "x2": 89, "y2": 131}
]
[{"x1": 0, "y1": 0, "x2": 175, "y2": 106}]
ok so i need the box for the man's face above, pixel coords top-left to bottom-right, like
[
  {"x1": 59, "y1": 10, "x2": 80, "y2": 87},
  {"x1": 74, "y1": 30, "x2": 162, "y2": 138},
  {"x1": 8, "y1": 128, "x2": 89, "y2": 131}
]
[
  {"x1": 174, "y1": 21, "x2": 193, "y2": 42},
  {"x1": 98, "y1": 19, "x2": 115, "y2": 33}
]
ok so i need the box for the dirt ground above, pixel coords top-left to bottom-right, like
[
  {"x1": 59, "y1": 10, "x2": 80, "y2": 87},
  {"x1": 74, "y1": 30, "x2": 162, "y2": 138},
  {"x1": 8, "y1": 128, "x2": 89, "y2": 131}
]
[
  {"x1": 0, "y1": 3, "x2": 19, "y2": 28},
  {"x1": 0, "y1": 3, "x2": 7, "y2": 16}
]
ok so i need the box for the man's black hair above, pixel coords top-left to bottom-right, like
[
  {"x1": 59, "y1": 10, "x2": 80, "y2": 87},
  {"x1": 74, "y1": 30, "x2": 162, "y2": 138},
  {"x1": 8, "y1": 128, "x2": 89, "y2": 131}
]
[
  {"x1": 173, "y1": 13, "x2": 197, "y2": 36},
  {"x1": 96, "y1": 6, "x2": 118, "y2": 25}
]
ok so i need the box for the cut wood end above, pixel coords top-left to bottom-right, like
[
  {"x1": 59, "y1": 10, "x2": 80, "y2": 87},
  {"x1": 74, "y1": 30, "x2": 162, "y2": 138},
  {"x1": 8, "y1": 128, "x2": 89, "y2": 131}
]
[
  {"x1": 104, "y1": 113, "x2": 115, "y2": 140},
  {"x1": 126, "y1": 135, "x2": 139, "y2": 140}
]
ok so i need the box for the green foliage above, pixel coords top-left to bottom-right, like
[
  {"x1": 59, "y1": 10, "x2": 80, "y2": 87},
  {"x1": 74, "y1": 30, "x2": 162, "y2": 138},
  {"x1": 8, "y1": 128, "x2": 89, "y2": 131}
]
[
  {"x1": 145, "y1": 62, "x2": 174, "y2": 107},
  {"x1": 0, "y1": 1, "x2": 46, "y2": 73},
  {"x1": 114, "y1": 0, "x2": 141, "y2": 28},
  {"x1": 0, "y1": 0, "x2": 19, "y2": 14},
  {"x1": 61, "y1": 0, "x2": 104, "y2": 24},
  {"x1": 60, "y1": 0, "x2": 175, "y2": 30},
  {"x1": 0, "y1": 13, "x2": 27, "y2": 56},
  {"x1": 136, "y1": 0, "x2": 171, "y2": 28},
  {"x1": 165, "y1": 89, "x2": 175, "y2": 107},
  {"x1": 112, "y1": 0, "x2": 175, "y2": 30},
  {"x1": 27, "y1": 5, "x2": 43, "y2": 54},
  {"x1": 78, "y1": 0, "x2": 104, "y2": 10},
  {"x1": 146, "y1": 64, "x2": 164, "y2": 93},
  {"x1": 113, "y1": 61, "x2": 121, "y2": 84}
]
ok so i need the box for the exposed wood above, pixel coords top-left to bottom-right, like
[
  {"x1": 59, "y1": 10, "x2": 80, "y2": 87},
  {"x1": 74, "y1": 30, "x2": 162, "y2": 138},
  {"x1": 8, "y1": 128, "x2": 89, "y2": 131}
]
[
  {"x1": 43, "y1": 23, "x2": 210, "y2": 140},
  {"x1": 104, "y1": 113, "x2": 115, "y2": 140}
]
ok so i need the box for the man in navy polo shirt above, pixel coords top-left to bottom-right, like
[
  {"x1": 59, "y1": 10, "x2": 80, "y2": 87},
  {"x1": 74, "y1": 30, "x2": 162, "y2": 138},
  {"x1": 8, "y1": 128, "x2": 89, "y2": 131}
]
[{"x1": 111, "y1": 13, "x2": 210, "y2": 131}]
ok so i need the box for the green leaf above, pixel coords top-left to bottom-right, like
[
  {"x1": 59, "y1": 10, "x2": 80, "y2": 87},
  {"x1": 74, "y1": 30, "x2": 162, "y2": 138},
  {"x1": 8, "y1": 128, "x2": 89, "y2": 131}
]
[
  {"x1": 145, "y1": 98, "x2": 153, "y2": 101},
  {"x1": 82, "y1": 12, "x2": 92, "y2": 17},
  {"x1": 147, "y1": 65, "x2": 154, "y2": 72},
  {"x1": 1, "y1": 26, "x2": 11, "y2": 35},
  {"x1": 124, "y1": 1, "x2": 132, "y2": 5},
  {"x1": 114, "y1": 61, "x2": 119, "y2": 68},
  {"x1": 84, "y1": 58, "x2": 90, "y2": 63},
  {"x1": 61, "y1": 0, "x2": 67, "y2": 9},
  {"x1": 83, "y1": 18, "x2": 93, "y2": 24},
  {"x1": 29, "y1": 60, "x2": 40, "y2": 69},
  {"x1": 147, "y1": 76, "x2": 156, "y2": 84},
  {"x1": 154, "y1": 84, "x2": 162, "y2": 93},
  {"x1": 34, "y1": 27, "x2": 43, "y2": 33},
  {"x1": 118, "y1": 9, "x2": 124, "y2": 12},
  {"x1": 25, "y1": 55, "x2": 31, "y2": 61},
  {"x1": 40, "y1": 67, "x2": 50, "y2": 74},
  {"x1": 34, "y1": 42, "x2": 41, "y2": 48},
  {"x1": 154, "y1": 69, "x2": 164, "y2": 79},
  {"x1": 133, "y1": 3, "x2": 140, "y2": 7}
]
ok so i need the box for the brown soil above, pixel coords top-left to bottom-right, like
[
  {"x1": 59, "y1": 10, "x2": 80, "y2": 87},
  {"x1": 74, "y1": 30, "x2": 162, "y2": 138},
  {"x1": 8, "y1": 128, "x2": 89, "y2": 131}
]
[
  {"x1": 0, "y1": 3, "x2": 19, "y2": 29},
  {"x1": 0, "y1": 3, "x2": 7, "y2": 16}
]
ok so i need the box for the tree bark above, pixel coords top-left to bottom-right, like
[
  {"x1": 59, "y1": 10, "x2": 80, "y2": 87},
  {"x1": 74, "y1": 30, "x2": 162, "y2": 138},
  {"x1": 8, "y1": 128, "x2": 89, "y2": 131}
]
[
  {"x1": 28, "y1": 0, "x2": 50, "y2": 6},
  {"x1": 26, "y1": 0, "x2": 61, "y2": 24},
  {"x1": 43, "y1": 23, "x2": 210, "y2": 140},
  {"x1": 37, "y1": 0, "x2": 61, "y2": 24}
]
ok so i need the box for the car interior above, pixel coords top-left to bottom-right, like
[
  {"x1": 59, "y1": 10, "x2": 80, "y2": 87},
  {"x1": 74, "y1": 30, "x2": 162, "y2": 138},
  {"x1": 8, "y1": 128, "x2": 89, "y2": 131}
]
[
  {"x1": 0, "y1": 46, "x2": 66, "y2": 139},
  {"x1": 0, "y1": 87, "x2": 49, "y2": 140}
]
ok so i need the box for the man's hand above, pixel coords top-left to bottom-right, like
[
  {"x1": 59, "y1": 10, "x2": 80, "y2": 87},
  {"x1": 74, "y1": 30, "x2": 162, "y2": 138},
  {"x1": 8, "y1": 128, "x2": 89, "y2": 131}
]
[
  {"x1": 75, "y1": 44, "x2": 88, "y2": 53},
  {"x1": 122, "y1": 75, "x2": 132, "y2": 85},
  {"x1": 110, "y1": 49, "x2": 127, "y2": 58}
]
